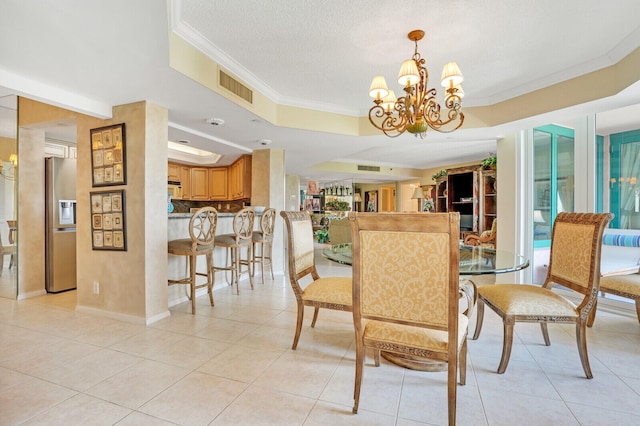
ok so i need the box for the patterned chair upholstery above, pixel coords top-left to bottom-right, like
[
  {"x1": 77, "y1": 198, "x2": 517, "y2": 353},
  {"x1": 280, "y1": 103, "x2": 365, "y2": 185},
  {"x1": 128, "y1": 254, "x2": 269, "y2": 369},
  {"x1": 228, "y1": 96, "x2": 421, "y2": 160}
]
[
  {"x1": 473, "y1": 212, "x2": 613, "y2": 378},
  {"x1": 280, "y1": 211, "x2": 352, "y2": 350},
  {"x1": 349, "y1": 212, "x2": 470, "y2": 426}
]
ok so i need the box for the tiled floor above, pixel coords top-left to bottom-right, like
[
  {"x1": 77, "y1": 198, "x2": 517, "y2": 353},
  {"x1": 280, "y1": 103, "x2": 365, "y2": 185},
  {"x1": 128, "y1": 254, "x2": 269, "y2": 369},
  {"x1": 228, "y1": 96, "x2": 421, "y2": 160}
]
[{"x1": 2, "y1": 247, "x2": 640, "y2": 425}]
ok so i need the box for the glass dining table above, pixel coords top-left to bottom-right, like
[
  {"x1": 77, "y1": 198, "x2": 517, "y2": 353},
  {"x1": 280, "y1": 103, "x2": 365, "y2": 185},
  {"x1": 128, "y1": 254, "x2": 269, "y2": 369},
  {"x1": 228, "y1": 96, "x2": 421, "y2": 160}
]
[
  {"x1": 322, "y1": 243, "x2": 530, "y2": 276},
  {"x1": 322, "y1": 242, "x2": 530, "y2": 371}
]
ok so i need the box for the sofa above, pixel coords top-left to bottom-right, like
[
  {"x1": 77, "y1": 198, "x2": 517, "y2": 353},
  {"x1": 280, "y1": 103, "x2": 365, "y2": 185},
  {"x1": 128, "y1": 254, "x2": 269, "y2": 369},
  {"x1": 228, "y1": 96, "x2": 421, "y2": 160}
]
[{"x1": 597, "y1": 228, "x2": 640, "y2": 323}]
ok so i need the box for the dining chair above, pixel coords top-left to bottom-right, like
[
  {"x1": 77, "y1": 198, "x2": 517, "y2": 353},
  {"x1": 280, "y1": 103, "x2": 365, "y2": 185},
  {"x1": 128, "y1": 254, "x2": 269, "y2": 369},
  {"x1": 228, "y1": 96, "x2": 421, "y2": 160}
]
[
  {"x1": 251, "y1": 207, "x2": 276, "y2": 284},
  {"x1": 214, "y1": 207, "x2": 255, "y2": 294},
  {"x1": 349, "y1": 212, "x2": 467, "y2": 426},
  {"x1": 167, "y1": 207, "x2": 217, "y2": 314},
  {"x1": 280, "y1": 211, "x2": 352, "y2": 350},
  {"x1": 473, "y1": 212, "x2": 613, "y2": 378}
]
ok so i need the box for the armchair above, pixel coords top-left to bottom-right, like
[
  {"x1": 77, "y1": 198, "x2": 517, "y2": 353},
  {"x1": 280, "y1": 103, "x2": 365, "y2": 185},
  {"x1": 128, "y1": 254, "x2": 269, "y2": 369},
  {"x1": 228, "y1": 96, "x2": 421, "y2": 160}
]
[{"x1": 464, "y1": 218, "x2": 496, "y2": 248}]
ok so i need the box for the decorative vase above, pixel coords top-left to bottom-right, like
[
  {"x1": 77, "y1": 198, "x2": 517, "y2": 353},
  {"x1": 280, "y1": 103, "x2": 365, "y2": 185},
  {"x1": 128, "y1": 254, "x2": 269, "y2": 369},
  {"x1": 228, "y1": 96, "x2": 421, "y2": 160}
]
[{"x1": 167, "y1": 193, "x2": 174, "y2": 213}]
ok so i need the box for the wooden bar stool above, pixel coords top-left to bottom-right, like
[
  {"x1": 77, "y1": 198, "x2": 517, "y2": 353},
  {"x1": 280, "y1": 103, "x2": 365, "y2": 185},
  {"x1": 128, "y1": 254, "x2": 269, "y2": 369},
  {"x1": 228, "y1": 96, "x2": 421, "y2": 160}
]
[
  {"x1": 168, "y1": 207, "x2": 217, "y2": 314},
  {"x1": 252, "y1": 208, "x2": 276, "y2": 284},
  {"x1": 214, "y1": 207, "x2": 255, "y2": 294}
]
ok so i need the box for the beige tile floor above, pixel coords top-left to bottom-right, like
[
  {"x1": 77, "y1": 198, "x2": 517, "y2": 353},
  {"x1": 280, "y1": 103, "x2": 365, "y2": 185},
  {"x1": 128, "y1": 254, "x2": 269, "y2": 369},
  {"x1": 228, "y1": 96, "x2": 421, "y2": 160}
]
[{"x1": 2, "y1": 247, "x2": 640, "y2": 425}]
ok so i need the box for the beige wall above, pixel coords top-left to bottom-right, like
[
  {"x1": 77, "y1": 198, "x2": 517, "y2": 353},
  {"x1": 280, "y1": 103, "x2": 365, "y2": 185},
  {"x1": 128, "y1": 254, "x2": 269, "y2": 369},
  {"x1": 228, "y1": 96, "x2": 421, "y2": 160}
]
[{"x1": 251, "y1": 149, "x2": 285, "y2": 274}]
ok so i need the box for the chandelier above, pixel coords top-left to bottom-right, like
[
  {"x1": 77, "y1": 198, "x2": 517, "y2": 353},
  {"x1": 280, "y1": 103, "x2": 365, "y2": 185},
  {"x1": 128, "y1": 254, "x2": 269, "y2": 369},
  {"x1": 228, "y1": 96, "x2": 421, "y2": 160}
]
[{"x1": 368, "y1": 30, "x2": 464, "y2": 138}]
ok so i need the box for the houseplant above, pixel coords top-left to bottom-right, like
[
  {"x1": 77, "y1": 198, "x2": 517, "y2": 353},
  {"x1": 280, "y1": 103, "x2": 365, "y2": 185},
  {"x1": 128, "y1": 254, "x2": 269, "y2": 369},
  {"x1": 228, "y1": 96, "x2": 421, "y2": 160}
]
[
  {"x1": 482, "y1": 155, "x2": 497, "y2": 170},
  {"x1": 432, "y1": 169, "x2": 448, "y2": 181}
]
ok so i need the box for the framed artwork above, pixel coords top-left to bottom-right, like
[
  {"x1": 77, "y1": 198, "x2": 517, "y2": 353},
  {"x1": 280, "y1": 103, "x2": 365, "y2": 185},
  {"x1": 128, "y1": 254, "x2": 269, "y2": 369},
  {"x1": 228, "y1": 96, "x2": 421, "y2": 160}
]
[
  {"x1": 366, "y1": 191, "x2": 378, "y2": 212},
  {"x1": 90, "y1": 123, "x2": 126, "y2": 186},
  {"x1": 91, "y1": 189, "x2": 127, "y2": 251}
]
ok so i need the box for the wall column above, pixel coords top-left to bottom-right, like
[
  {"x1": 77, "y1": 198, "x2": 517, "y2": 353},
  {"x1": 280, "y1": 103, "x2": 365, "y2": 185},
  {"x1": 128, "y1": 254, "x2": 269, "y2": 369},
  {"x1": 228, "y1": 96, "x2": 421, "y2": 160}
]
[{"x1": 251, "y1": 149, "x2": 285, "y2": 275}]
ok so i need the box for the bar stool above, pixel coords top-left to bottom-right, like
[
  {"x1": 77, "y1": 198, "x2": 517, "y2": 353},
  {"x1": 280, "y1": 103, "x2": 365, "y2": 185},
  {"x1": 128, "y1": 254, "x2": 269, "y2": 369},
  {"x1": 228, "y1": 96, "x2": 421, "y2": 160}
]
[
  {"x1": 168, "y1": 207, "x2": 217, "y2": 314},
  {"x1": 214, "y1": 207, "x2": 255, "y2": 294},
  {"x1": 252, "y1": 208, "x2": 276, "y2": 284}
]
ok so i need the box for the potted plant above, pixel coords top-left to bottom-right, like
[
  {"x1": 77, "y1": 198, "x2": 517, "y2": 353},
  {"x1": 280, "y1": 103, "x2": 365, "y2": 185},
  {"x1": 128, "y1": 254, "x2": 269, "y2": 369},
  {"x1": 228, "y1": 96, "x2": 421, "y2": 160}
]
[
  {"x1": 432, "y1": 169, "x2": 448, "y2": 181},
  {"x1": 316, "y1": 228, "x2": 329, "y2": 243},
  {"x1": 482, "y1": 155, "x2": 497, "y2": 170}
]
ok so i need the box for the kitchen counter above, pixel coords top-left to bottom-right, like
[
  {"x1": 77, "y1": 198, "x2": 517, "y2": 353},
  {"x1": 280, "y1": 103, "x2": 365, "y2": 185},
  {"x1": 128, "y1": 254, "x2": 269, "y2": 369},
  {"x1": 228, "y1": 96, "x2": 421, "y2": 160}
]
[{"x1": 167, "y1": 212, "x2": 262, "y2": 307}]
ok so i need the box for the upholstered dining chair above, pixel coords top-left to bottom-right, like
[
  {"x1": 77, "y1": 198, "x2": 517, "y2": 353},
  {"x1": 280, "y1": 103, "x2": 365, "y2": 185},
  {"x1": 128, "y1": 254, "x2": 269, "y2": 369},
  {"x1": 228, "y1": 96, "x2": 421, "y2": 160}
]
[
  {"x1": 168, "y1": 207, "x2": 217, "y2": 314},
  {"x1": 473, "y1": 212, "x2": 613, "y2": 378},
  {"x1": 213, "y1": 207, "x2": 255, "y2": 294},
  {"x1": 251, "y1": 207, "x2": 276, "y2": 284},
  {"x1": 280, "y1": 211, "x2": 352, "y2": 350},
  {"x1": 349, "y1": 212, "x2": 468, "y2": 426}
]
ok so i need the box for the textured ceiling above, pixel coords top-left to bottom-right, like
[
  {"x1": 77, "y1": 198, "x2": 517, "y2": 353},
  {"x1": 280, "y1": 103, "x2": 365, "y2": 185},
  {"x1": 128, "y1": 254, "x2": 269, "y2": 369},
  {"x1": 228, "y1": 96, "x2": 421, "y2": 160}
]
[{"x1": 2, "y1": 0, "x2": 640, "y2": 184}]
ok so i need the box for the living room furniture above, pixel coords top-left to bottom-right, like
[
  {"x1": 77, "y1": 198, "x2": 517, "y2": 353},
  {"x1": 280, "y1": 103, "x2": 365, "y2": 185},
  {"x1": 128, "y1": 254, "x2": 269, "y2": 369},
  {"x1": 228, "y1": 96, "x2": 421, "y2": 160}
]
[
  {"x1": 473, "y1": 212, "x2": 613, "y2": 378},
  {"x1": 167, "y1": 207, "x2": 217, "y2": 314},
  {"x1": 327, "y1": 217, "x2": 351, "y2": 244},
  {"x1": 280, "y1": 211, "x2": 352, "y2": 350},
  {"x1": 463, "y1": 218, "x2": 497, "y2": 248},
  {"x1": 349, "y1": 212, "x2": 466, "y2": 425}
]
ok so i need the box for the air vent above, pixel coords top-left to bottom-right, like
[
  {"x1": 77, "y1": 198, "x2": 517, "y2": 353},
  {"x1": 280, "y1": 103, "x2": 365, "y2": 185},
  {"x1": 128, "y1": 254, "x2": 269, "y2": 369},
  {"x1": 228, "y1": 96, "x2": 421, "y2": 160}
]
[
  {"x1": 357, "y1": 165, "x2": 381, "y2": 172},
  {"x1": 219, "y1": 70, "x2": 253, "y2": 104}
]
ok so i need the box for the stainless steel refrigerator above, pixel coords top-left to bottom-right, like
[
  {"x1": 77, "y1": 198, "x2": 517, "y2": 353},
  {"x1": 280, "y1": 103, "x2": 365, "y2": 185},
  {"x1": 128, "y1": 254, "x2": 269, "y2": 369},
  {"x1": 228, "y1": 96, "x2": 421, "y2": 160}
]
[{"x1": 45, "y1": 157, "x2": 77, "y2": 293}]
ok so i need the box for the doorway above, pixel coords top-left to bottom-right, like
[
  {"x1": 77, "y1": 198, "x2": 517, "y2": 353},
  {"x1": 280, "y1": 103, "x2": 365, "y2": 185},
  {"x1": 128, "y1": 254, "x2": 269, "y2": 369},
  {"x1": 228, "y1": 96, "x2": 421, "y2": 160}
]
[{"x1": 379, "y1": 185, "x2": 396, "y2": 212}]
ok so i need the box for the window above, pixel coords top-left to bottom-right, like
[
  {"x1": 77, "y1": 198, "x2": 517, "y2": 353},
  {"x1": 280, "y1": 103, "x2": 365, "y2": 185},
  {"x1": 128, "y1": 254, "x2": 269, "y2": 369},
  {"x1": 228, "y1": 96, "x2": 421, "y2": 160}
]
[{"x1": 533, "y1": 125, "x2": 575, "y2": 248}]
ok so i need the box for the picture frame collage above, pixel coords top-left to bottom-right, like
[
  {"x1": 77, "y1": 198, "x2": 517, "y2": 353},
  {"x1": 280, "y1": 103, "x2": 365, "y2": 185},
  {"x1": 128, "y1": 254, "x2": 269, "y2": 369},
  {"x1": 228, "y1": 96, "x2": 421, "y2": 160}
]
[
  {"x1": 90, "y1": 123, "x2": 126, "y2": 187},
  {"x1": 90, "y1": 189, "x2": 127, "y2": 251},
  {"x1": 89, "y1": 122, "x2": 127, "y2": 251}
]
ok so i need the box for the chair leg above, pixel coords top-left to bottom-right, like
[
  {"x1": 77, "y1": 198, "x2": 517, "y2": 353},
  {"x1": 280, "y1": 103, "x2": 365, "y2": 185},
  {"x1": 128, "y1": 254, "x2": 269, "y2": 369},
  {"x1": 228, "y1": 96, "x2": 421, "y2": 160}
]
[
  {"x1": 206, "y1": 253, "x2": 214, "y2": 307},
  {"x1": 266, "y1": 241, "x2": 274, "y2": 279},
  {"x1": 233, "y1": 247, "x2": 240, "y2": 295},
  {"x1": 635, "y1": 300, "x2": 640, "y2": 324},
  {"x1": 247, "y1": 244, "x2": 254, "y2": 290},
  {"x1": 459, "y1": 338, "x2": 467, "y2": 385},
  {"x1": 310, "y1": 306, "x2": 320, "y2": 327},
  {"x1": 374, "y1": 349, "x2": 380, "y2": 367},
  {"x1": 576, "y1": 321, "x2": 594, "y2": 379},
  {"x1": 540, "y1": 322, "x2": 551, "y2": 346},
  {"x1": 292, "y1": 303, "x2": 304, "y2": 350},
  {"x1": 448, "y1": 353, "x2": 458, "y2": 426},
  {"x1": 189, "y1": 254, "x2": 197, "y2": 314},
  {"x1": 472, "y1": 299, "x2": 485, "y2": 340},
  {"x1": 497, "y1": 320, "x2": 514, "y2": 374},
  {"x1": 353, "y1": 338, "x2": 364, "y2": 414}
]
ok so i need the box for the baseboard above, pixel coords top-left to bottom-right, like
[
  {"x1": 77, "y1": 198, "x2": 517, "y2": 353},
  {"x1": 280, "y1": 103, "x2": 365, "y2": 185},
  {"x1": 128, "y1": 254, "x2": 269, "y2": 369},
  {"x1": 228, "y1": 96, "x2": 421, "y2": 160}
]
[{"x1": 75, "y1": 304, "x2": 171, "y2": 325}]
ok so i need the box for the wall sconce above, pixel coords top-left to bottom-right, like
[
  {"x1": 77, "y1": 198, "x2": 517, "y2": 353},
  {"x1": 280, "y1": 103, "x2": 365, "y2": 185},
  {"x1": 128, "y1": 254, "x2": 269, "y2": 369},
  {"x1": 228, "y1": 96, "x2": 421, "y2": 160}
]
[{"x1": 9, "y1": 154, "x2": 17, "y2": 167}]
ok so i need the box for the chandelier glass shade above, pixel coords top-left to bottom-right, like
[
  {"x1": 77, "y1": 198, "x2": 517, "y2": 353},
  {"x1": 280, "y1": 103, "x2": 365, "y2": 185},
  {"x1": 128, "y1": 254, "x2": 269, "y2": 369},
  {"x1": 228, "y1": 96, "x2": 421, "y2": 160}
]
[{"x1": 368, "y1": 30, "x2": 464, "y2": 138}]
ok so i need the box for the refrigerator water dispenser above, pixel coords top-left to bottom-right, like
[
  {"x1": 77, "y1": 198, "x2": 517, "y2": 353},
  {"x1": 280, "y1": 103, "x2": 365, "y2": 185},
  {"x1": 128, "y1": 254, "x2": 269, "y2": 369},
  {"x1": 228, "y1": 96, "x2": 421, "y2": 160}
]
[{"x1": 59, "y1": 200, "x2": 76, "y2": 226}]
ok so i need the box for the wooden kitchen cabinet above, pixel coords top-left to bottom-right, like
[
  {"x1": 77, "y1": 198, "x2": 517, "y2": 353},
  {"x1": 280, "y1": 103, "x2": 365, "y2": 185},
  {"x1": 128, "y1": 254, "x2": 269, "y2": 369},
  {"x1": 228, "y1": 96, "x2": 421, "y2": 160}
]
[
  {"x1": 180, "y1": 166, "x2": 191, "y2": 199},
  {"x1": 209, "y1": 167, "x2": 228, "y2": 200},
  {"x1": 190, "y1": 167, "x2": 209, "y2": 200},
  {"x1": 168, "y1": 162, "x2": 181, "y2": 181},
  {"x1": 228, "y1": 155, "x2": 252, "y2": 200}
]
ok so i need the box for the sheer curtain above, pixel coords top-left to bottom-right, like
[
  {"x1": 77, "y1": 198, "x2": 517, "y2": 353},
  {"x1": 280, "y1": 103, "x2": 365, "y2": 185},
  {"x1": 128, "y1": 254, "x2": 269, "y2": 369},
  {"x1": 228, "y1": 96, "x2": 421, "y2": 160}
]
[{"x1": 619, "y1": 142, "x2": 640, "y2": 229}]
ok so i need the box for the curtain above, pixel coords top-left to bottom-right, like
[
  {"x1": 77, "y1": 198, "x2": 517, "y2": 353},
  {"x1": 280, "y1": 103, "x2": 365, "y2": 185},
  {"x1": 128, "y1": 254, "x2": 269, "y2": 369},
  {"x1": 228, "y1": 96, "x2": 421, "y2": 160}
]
[{"x1": 619, "y1": 142, "x2": 640, "y2": 229}]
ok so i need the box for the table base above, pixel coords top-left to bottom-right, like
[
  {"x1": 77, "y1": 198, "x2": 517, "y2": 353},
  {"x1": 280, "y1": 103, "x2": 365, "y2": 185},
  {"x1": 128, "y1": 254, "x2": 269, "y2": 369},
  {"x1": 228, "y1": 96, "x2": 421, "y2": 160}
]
[{"x1": 381, "y1": 352, "x2": 447, "y2": 372}]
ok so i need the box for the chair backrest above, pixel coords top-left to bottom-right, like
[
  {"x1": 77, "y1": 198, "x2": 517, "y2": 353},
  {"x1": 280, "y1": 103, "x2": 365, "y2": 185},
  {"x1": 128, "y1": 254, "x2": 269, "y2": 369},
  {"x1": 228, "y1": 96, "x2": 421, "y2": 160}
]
[
  {"x1": 280, "y1": 211, "x2": 318, "y2": 297},
  {"x1": 545, "y1": 212, "x2": 613, "y2": 300},
  {"x1": 259, "y1": 208, "x2": 277, "y2": 237},
  {"x1": 232, "y1": 207, "x2": 255, "y2": 242},
  {"x1": 189, "y1": 207, "x2": 218, "y2": 250},
  {"x1": 349, "y1": 212, "x2": 460, "y2": 334}
]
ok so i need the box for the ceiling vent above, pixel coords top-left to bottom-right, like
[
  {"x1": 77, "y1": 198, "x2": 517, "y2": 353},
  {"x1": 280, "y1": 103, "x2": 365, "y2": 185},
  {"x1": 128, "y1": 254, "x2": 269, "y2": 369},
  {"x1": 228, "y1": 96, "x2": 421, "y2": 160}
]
[
  {"x1": 357, "y1": 165, "x2": 381, "y2": 172},
  {"x1": 219, "y1": 70, "x2": 253, "y2": 104}
]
